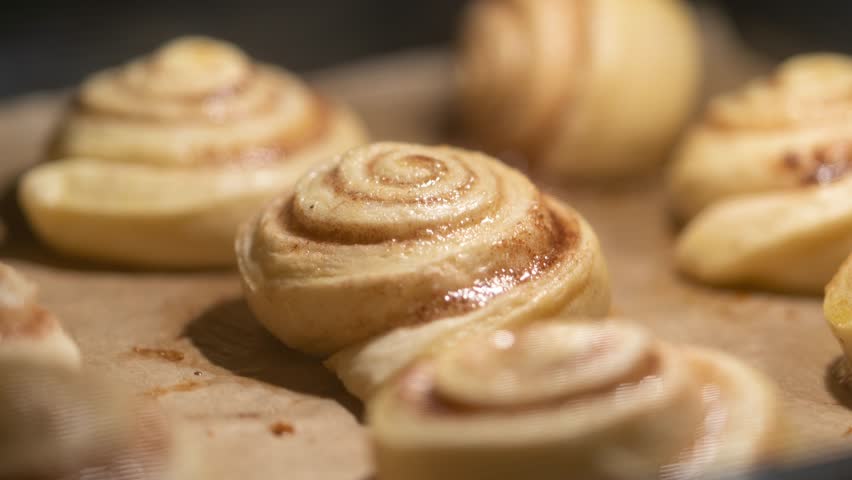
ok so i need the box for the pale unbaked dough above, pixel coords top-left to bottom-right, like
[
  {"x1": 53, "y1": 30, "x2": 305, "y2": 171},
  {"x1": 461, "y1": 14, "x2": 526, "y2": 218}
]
[
  {"x1": 0, "y1": 262, "x2": 80, "y2": 369},
  {"x1": 370, "y1": 318, "x2": 784, "y2": 480},
  {"x1": 0, "y1": 361, "x2": 199, "y2": 480},
  {"x1": 20, "y1": 36, "x2": 368, "y2": 268},
  {"x1": 236, "y1": 142, "x2": 610, "y2": 398},
  {"x1": 826, "y1": 254, "x2": 852, "y2": 369},
  {"x1": 0, "y1": 262, "x2": 197, "y2": 479},
  {"x1": 669, "y1": 54, "x2": 852, "y2": 293},
  {"x1": 458, "y1": 0, "x2": 701, "y2": 179}
]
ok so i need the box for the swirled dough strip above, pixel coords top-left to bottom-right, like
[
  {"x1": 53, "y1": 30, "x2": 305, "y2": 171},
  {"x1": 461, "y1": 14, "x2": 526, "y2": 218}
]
[
  {"x1": 20, "y1": 36, "x2": 367, "y2": 268},
  {"x1": 369, "y1": 319, "x2": 784, "y2": 480},
  {"x1": 0, "y1": 262, "x2": 80, "y2": 370},
  {"x1": 237, "y1": 142, "x2": 610, "y2": 398},
  {"x1": 669, "y1": 54, "x2": 852, "y2": 293},
  {"x1": 457, "y1": 0, "x2": 701, "y2": 178}
]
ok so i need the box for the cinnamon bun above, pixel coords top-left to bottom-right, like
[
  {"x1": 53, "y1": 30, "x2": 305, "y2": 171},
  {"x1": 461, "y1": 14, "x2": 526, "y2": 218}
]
[
  {"x1": 0, "y1": 262, "x2": 80, "y2": 370},
  {"x1": 457, "y1": 0, "x2": 701, "y2": 178},
  {"x1": 826, "y1": 254, "x2": 852, "y2": 372},
  {"x1": 19, "y1": 36, "x2": 367, "y2": 267},
  {"x1": 236, "y1": 142, "x2": 610, "y2": 398},
  {"x1": 669, "y1": 54, "x2": 852, "y2": 292},
  {"x1": 370, "y1": 319, "x2": 783, "y2": 480}
]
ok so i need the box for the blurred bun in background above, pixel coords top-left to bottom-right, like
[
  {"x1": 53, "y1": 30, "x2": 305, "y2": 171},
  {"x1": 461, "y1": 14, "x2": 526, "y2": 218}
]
[
  {"x1": 669, "y1": 54, "x2": 852, "y2": 293},
  {"x1": 0, "y1": 262, "x2": 80, "y2": 369},
  {"x1": 456, "y1": 0, "x2": 701, "y2": 180},
  {"x1": 18, "y1": 36, "x2": 367, "y2": 268}
]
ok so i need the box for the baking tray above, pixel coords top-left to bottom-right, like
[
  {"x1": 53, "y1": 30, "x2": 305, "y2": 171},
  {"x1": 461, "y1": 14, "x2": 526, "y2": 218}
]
[{"x1": 1, "y1": 16, "x2": 851, "y2": 480}]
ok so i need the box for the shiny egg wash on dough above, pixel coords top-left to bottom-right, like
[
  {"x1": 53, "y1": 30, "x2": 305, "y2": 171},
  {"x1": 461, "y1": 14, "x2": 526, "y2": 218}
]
[
  {"x1": 20, "y1": 36, "x2": 368, "y2": 268},
  {"x1": 238, "y1": 142, "x2": 610, "y2": 399},
  {"x1": 370, "y1": 319, "x2": 784, "y2": 480}
]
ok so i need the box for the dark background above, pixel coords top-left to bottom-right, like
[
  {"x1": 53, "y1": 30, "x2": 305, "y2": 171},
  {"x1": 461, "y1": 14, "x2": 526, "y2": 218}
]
[{"x1": 1, "y1": 0, "x2": 850, "y2": 98}]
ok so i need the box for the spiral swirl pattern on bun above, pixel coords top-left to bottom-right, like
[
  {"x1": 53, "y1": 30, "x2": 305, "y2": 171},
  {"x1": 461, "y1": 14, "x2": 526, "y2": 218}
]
[
  {"x1": 668, "y1": 54, "x2": 852, "y2": 293},
  {"x1": 458, "y1": 0, "x2": 701, "y2": 179},
  {"x1": 370, "y1": 319, "x2": 783, "y2": 480},
  {"x1": 237, "y1": 142, "x2": 609, "y2": 397},
  {"x1": 20, "y1": 36, "x2": 367, "y2": 268},
  {"x1": 0, "y1": 262, "x2": 80, "y2": 370}
]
